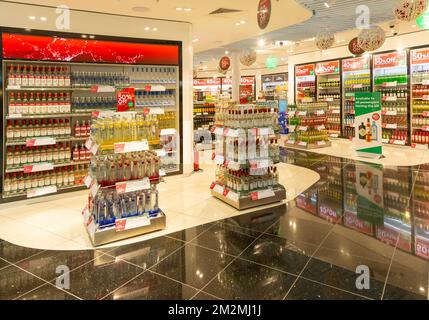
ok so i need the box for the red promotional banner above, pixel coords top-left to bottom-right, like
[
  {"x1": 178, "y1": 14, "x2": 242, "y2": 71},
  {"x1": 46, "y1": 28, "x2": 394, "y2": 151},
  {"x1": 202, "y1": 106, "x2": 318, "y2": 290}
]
[
  {"x1": 222, "y1": 77, "x2": 255, "y2": 85},
  {"x1": 2, "y1": 33, "x2": 179, "y2": 65},
  {"x1": 411, "y1": 48, "x2": 429, "y2": 65},
  {"x1": 342, "y1": 56, "x2": 370, "y2": 72},
  {"x1": 348, "y1": 37, "x2": 365, "y2": 56},
  {"x1": 316, "y1": 60, "x2": 340, "y2": 75},
  {"x1": 295, "y1": 64, "x2": 315, "y2": 77},
  {"x1": 193, "y1": 78, "x2": 221, "y2": 86},
  {"x1": 374, "y1": 51, "x2": 407, "y2": 69},
  {"x1": 376, "y1": 225, "x2": 412, "y2": 252},
  {"x1": 116, "y1": 88, "x2": 135, "y2": 112},
  {"x1": 415, "y1": 236, "x2": 429, "y2": 260}
]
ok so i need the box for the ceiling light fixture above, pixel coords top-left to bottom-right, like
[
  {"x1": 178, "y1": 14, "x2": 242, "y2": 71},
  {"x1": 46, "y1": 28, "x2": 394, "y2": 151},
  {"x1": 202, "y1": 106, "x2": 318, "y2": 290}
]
[
  {"x1": 144, "y1": 27, "x2": 150, "y2": 31},
  {"x1": 235, "y1": 22, "x2": 241, "y2": 26},
  {"x1": 192, "y1": 38, "x2": 199, "y2": 43},
  {"x1": 258, "y1": 39, "x2": 266, "y2": 47},
  {"x1": 225, "y1": 50, "x2": 229, "y2": 55},
  {"x1": 89, "y1": 35, "x2": 95, "y2": 39},
  {"x1": 152, "y1": 27, "x2": 158, "y2": 31},
  {"x1": 240, "y1": 20, "x2": 245, "y2": 24},
  {"x1": 324, "y1": 2, "x2": 330, "y2": 8},
  {"x1": 184, "y1": 8, "x2": 192, "y2": 12},
  {"x1": 176, "y1": 7, "x2": 183, "y2": 11},
  {"x1": 40, "y1": 17, "x2": 47, "y2": 21},
  {"x1": 81, "y1": 34, "x2": 88, "y2": 38},
  {"x1": 29, "y1": 16, "x2": 36, "y2": 20}
]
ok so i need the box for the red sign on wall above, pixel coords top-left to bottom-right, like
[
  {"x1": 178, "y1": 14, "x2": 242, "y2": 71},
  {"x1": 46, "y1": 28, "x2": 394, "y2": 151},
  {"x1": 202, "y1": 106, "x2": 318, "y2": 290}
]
[
  {"x1": 342, "y1": 56, "x2": 370, "y2": 72},
  {"x1": 116, "y1": 88, "x2": 135, "y2": 112},
  {"x1": 222, "y1": 77, "x2": 255, "y2": 85},
  {"x1": 415, "y1": 236, "x2": 429, "y2": 260},
  {"x1": 316, "y1": 60, "x2": 340, "y2": 75},
  {"x1": 343, "y1": 211, "x2": 373, "y2": 235},
  {"x1": 193, "y1": 78, "x2": 221, "y2": 86},
  {"x1": 296, "y1": 64, "x2": 315, "y2": 77},
  {"x1": 2, "y1": 33, "x2": 179, "y2": 65},
  {"x1": 374, "y1": 52, "x2": 407, "y2": 69},
  {"x1": 411, "y1": 48, "x2": 429, "y2": 65}
]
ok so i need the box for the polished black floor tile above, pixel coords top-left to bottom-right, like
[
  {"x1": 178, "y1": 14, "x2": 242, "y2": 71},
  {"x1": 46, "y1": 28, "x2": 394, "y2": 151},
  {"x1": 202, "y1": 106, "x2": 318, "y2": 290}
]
[
  {"x1": 190, "y1": 223, "x2": 257, "y2": 256},
  {"x1": 0, "y1": 241, "x2": 44, "y2": 264},
  {"x1": 286, "y1": 278, "x2": 367, "y2": 300},
  {"x1": 166, "y1": 223, "x2": 216, "y2": 242},
  {"x1": 239, "y1": 234, "x2": 313, "y2": 275},
  {"x1": 18, "y1": 283, "x2": 79, "y2": 300},
  {"x1": 203, "y1": 258, "x2": 296, "y2": 300},
  {"x1": 382, "y1": 284, "x2": 427, "y2": 300},
  {"x1": 103, "y1": 270, "x2": 198, "y2": 300},
  {"x1": 15, "y1": 249, "x2": 101, "y2": 282},
  {"x1": 100, "y1": 237, "x2": 184, "y2": 270},
  {"x1": 192, "y1": 291, "x2": 222, "y2": 300},
  {"x1": 51, "y1": 258, "x2": 143, "y2": 300},
  {"x1": 301, "y1": 259, "x2": 385, "y2": 300},
  {"x1": 0, "y1": 265, "x2": 45, "y2": 300},
  {"x1": 151, "y1": 244, "x2": 233, "y2": 289}
]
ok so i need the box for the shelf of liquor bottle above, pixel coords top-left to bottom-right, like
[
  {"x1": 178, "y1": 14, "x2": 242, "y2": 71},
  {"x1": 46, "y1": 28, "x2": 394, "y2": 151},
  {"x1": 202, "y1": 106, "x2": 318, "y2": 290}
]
[
  {"x1": 5, "y1": 160, "x2": 90, "y2": 174},
  {"x1": 382, "y1": 124, "x2": 408, "y2": 130},
  {"x1": 374, "y1": 83, "x2": 409, "y2": 87},
  {"x1": 2, "y1": 184, "x2": 86, "y2": 199},
  {"x1": 6, "y1": 87, "x2": 75, "y2": 91},
  {"x1": 6, "y1": 112, "x2": 94, "y2": 119},
  {"x1": 210, "y1": 183, "x2": 286, "y2": 210},
  {"x1": 6, "y1": 136, "x2": 87, "y2": 146},
  {"x1": 318, "y1": 86, "x2": 341, "y2": 90},
  {"x1": 412, "y1": 125, "x2": 429, "y2": 131}
]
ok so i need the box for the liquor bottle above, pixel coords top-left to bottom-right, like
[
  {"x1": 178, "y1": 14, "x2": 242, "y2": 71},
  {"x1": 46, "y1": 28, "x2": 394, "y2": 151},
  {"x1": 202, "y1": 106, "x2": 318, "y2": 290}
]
[{"x1": 366, "y1": 118, "x2": 372, "y2": 142}]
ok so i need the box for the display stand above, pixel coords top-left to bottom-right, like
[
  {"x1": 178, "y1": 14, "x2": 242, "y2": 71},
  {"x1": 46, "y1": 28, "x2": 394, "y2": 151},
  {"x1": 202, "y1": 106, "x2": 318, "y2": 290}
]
[
  {"x1": 82, "y1": 112, "x2": 165, "y2": 246},
  {"x1": 287, "y1": 102, "x2": 331, "y2": 149},
  {"x1": 210, "y1": 102, "x2": 286, "y2": 210}
]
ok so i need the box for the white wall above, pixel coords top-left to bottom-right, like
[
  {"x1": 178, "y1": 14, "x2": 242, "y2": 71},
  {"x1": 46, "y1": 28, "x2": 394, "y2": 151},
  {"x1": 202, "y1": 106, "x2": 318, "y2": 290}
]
[{"x1": 0, "y1": 1, "x2": 194, "y2": 173}]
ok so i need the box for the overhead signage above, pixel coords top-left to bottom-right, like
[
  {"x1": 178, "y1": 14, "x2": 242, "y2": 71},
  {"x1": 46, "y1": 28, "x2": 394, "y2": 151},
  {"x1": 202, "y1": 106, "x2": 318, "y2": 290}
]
[
  {"x1": 315, "y1": 60, "x2": 340, "y2": 75},
  {"x1": 222, "y1": 77, "x2": 255, "y2": 85},
  {"x1": 411, "y1": 48, "x2": 429, "y2": 65},
  {"x1": 296, "y1": 64, "x2": 315, "y2": 77},
  {"x1": 193, "y1": 78, "x2": 221, "y2": 86},
  {"x1": 342, "y1": 56, "x2": 370, "y2": 72},
  {"x1": 373, "y1": 51, "x2": 407, "y2": 69}
]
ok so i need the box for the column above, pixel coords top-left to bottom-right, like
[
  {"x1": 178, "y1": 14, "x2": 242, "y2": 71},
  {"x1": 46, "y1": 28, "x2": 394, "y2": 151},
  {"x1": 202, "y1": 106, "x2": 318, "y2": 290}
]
[{"x1": 231, "y1": 52, "x2": 241, "y2": 102}]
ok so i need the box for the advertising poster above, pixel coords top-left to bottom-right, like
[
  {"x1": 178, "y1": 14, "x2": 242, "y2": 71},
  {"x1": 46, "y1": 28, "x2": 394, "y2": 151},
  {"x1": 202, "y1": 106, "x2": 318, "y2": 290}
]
[
  {"x1": 356, "y1": 162, "x2": 384, "y2": 225},
  {"x1": 278, "y1": 99, "x2": 287, "y2": 134},
  {"x1": 116, "y1": 87, "x2": 135, "y2": 112},
  {"x1": 354, "y1": 92, "x2": 383, "y2": 159}
]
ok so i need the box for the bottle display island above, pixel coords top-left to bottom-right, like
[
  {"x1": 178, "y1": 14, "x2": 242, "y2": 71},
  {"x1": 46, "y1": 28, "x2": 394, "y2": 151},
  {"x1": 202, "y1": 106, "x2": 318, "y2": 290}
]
[{"x1": 210, "y1": 102, "x2": 286, "y2": 210}]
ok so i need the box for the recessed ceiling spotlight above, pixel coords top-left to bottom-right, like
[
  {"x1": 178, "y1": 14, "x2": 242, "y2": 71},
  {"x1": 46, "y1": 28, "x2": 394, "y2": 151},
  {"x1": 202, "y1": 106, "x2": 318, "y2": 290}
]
[
  {"x1": 29, "y1": 16, "x2": 36, "y2": 20},
  {"x1": 89, "y1": 35, "x2": 95, "y2": 39},
  {"x1": 81, "y1": 34, "x2": 88, "y2": 38},
  {"x1": 192, "y1": 38, "x2": 200, "y2": 43},
  {"x1": 132, "y1": 6, "x2": 150, "y2": 12},
  {"x1": 40, "y1": 17, "x2": 47, "y2": 21},
  {"x1": 144, "y1": 27, "x2": 150, "y2": 31},
  {"x1": 184, "y1": 8, "x2": 192, "y2": 12},
  {"x1": 235, "y1": 22, "x2": 241, "y2": 26},
  {"x1": 176, "y1": 7, "x2": 183, "y2": 11},
  {"x1": 240, "y1": 20, "x2": 245, "y2": 24},
  {"x1": 258, "y1": 39, "x2": 266, "y2": 47},
  {"x1": 152, "y1": 27, "x2": 158, "y2": 31},
  {"x1": 225, "y1": 50, "x2": 229, "y2": 55},
  {"x1": 324, "y1": 2, "x2": 330, "y2": 8}
]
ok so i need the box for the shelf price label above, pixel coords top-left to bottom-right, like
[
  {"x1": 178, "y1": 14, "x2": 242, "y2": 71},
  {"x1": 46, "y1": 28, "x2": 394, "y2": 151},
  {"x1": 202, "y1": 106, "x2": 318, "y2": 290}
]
[
  {"x1": 391, "y1": 139, "x2": 406, "y2": 145},
  {"x1": 288, "y1": 111, "x2": 296, "y2": 117},
  {"x1": 212, "y1": 184, "x2": 225, "y2": 195},
  {"x1": 382, "y1": 81, "x2": 397, "y2": 87},
  {"x1": 114, "y1": 140, "x2": 149, "y2": 153},
  {"x1": 8, "y1": 114, "x2": 22, "y2": 119},
  {"x1": 296, "y1": 111, "x2": 307, "y2": 116},
  {"x1": 423, "y1": 95, "x2": 429, "y2": 101},
  {"x1": 383, "y1": 123, "x2": 397, "y2": 129},
  {"x1": 251, "y1": 188, "x2": 275, "y2": 201},
  {"x1": 421, "y1": 126, "x2": 429, "y2": 132},
  {"x1": 297, "y1": 126, "x2": 308, "y2": 131},
  {"x1": 86, "y1": 216, "x2": 97, "y2": 237},
  {"x1": 325, "y1": 98, "x2": 334, "y2": 102},
  {"x1": 382, "y1": 110, "x2": 397, "y2": 116},
  {"x1": 115, "y1": 216, "x2": 151, "y2": 232},
  {"x1": 116, "y1": 177, "x2": 151, "y2": 194},
  {"x1": 82, "y1": 206, "x2": 91, "y2": 224},
  {"x1": 84, "y1": 174, "x2": 93, "y2": 188},
  {"x1": 159, "y1": 169, "x2": 166, "y2": 177},
  {"x1": 160, "y1": 128, "x2": 176, "y2": 136},
  {"x1": 91, "y1": 85, "x2": 116, "y2": 93},
  {"x1": 383, "y1": 96, "x2": 397, "y2": 102},
  {"x1": 330, "y1": 133, "x2": 339, "y2": 138},
  {"x1": 315, "y1": 110, "x2": 325, "y2": 116},
  {"x1": 154, "y1": 149, "x2": 167, "y2": 157},
  {"x1": 316, "y1": 141, "x2": 327, "y2": 146},
  {"x1": 423, "y1": 111, "x2": 429, "y2": 117},
  {"x1": 24, "y1": 163, "x2": 54, "y2": 173},
  {"x1": 286, "y1": 139, "x2": 296, "y2": 145},
  {"x1": 250, "y1": 159, "x2": 272, "y2": 169},
  {"x1": 297, "y1": 141, "x2": 308, "y2": 147},
  {"x1": 27, "y1": 185, "x2": 57, "y2": 198},
  {"x1": 331, "y1": 109, "x2": 340, "y2": 114},
  {"x1": 26, "y1": 137, "x2": 56, "y2": 147},
  {"x1": 225, "y1": 189, "x2": 239, "y2": 202},
  {"x1": 352, "y1": 84, "x2": 363, "y2": 89},
  {"x1": 423, "y1": 80, "x2": 429, "y2": 85},
  {"x1": 316, "y1": 125, "x2": 326, "y2": 131}
]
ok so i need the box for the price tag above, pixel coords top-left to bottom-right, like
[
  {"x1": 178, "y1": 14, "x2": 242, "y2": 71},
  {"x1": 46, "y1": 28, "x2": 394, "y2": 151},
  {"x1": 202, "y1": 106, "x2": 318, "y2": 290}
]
[
  {"x1": 392, "y1": 139, "x2": 406, "y2": 145},
  {"x1": 423, "y1": 95, "x2": 429, "y2": 101},
  {"x1": 315, "y1": 110, "x2": 325, "y2": 116},
  {"x1": 87, "y1": 216, "x2": 97, "y2": 236},
  {"x1": 159, "y1": 169, "x2": 166, "y2": 177},
  {"x1": 115, "y1": 216, "x2": 151, "y2": 232},
  {"x1": 297, "y1": 126, "x2": 308, "y2": 131},
  {"x1": 287, "y1": 140, "x2": 296, "y2": 145},
  {"x1": 214, "y1": 154, "x2": 224, "y2": 165},
  {"x1": 213, "y1": 184, "x2": 225, "y2": 195},
  {"x1": 423, "y1": 111, "x2": 429, "y2": 117},
  {"x1": 82, "y1": 206, "x2": 90, "y2": 224},
  {"x1": 90, "y1": 182, "x2": 100, "y2": 198},
  {"x1": 24, "y1": 162, "x2": 54, "y2": 173},
  {"x1": 384, "y1": 124, "x2": 398, "y2": 129},
  {"x1": 155, "y1": 149, "x2": 167, "y2": 157},
  {"x1": 297, "y1": 141, "x2": 308, "y2": 147},
  {"x1": 26, "y1": 137, "x2": 56, "y2": 147},
  {"x1": 116, "y1": 177, "x2": 151, "y2": 194},
  {"x1": 251, "y1": 189, "x2": 275, "y2": 201},
  {"x1": 147, "y1": 85, "x2": 166, "y2": 92},
  {"x1": 148, "y1": 107, "x2": 165, "y2": 115},
  {"x1": 91, "y1": 110, "x2": 115, "y2": 118},
  {"x1": 331, "y1": 110, "x2": 340, "y2": 114},
  {"x1": 226, "y1": 190, "x2": 239, "y2": 202},
  {"x1": 27, "y1": 185, "x2": 57, "y2": 198},
  {"x1": 383, "y1": 110, "x2": 397, "y2": 116},
  {"x1": 84, "y1": 174, "x2": 93, "y2": 188},
  {"x1": 316, "y1": 141, "x2": 327, "y2": 146},
  {"x1": 288, "y1": 111, "x2": 296, "y2": 117},
  {"x1": 330, "y1": 133, "x2": 339, "y2": 138},
  {"x1": 325, "y1": 98, "x2": 334, "y2": 102},
  {"x1": 160, "y1": 128, "x2": 176, "y2": 136},
  {"x1": 423, "y1": 80, "x2": 429, "y2": 85},
  {"x1": 90, "y1": 142, "x2": 99, "y2": 155},
  {"x1": 382, "y1": 138, "x2": 389, "y2": 144},
  {"x1": 85, "y1": 138, "x2": 94, "y2": 151},
  {"x1": 226, "y1": 161, "x2": 240, "y2": 171},
  {"x1": 114, "y1": 140, "x2": 149, "y2": 153},
  {"x1": 91, "y1": 85, "x2": 115, "y2": 93},
  {"x1": 383, "y1": 96, "x2": 397, "y2": 102},
  {"x1": 7, "y1": 85, "x2": 21, "y2": 90},
  {"x1": 296, "y1": 111, "x2": 307, "y2": 116},
  {"x1": 421, "y1": 126, "x2": 429, "y2": 132},
  {"x1": 316, "y1": 125, "x2": 326, "y2": 131},
  {"x1": 250, "y1": 159, "x2": 272, "y2": 169},
  {"x1": 352, "y1": 84, "x2": 363, "y2": 89},
  {"x1": 8, "y1": 114, "x2": 22, "y2": 119},
  {"x1": 383, "y1": 81, "x2": 397, "y2": 87}
]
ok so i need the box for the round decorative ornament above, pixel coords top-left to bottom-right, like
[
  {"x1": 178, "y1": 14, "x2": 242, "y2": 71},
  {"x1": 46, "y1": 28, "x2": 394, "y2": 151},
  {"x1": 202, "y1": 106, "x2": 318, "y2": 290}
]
[
  {"x1": 348, "y1": 37, "x2": 365, "y2": 56},
  {"x1": 239, "y1": 49, "x2": 257, "y2": 66},
  {"x1": 357, "y1": 25, "x2": 386, "y2": 51},
  {"x1": 316, "y1": 29, "x2": 335, "y2": 50},
  {"x1": 219, "y1": 56, "x2": 231, "y2": 71},
  {"x1": 393, "y1": 0, "x2": 428, "y2": 21},
  {"x1": 257, "y1": 0, "x2": 271, "y2": 30}
]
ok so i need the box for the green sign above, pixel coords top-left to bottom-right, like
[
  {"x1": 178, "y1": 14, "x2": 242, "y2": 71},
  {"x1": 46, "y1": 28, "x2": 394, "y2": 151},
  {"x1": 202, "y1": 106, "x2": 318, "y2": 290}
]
[
  {"x1": 266, "y1": 55, "x2": 278, "y2": 70},
  {"x1": 417, "y1": 7, "x2": 429, "y2": 29}
]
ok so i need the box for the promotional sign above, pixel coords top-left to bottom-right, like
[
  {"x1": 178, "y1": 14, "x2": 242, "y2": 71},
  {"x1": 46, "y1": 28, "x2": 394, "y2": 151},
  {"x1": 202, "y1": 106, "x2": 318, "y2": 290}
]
[
  {"x1": 348, "y1": 37, "x2": 365, "y2": 56},
  {"x1": 373, "y1": 51, "x2": 407, "y2": 69},
  {"x1": 354, "y1": 92, "x2": 383, "y2": 159},
  {"x1": 193, "y1": 78, "x2": 221, "y2": 86},
  {"x1": 342, "y1": 56, "x2": 370, "y2": 72},
  {"x1": 262, "y1": 75, "x2": 274, "y2": 83},
  {"x1": 278, "y1": 99, "x2": 288, "y2": 134},
  {"x1": 116, "y1": 88, "x2": 135, "y2": 112},
  {"x1": 343, "y1": 211, "x2": 373, "y2": 236},
  {"x1": 296, "y1": 64, "x2": 315, "y2": 77},
  {"x1": 411, "y1": 48, "x2": 429, "y2": 65},
  {"x1": 315, "y1": 60, "x2": 340, "y2": 75},
  {"x1": 219, "y1": 56, "x2": 231, "y2": 71},
  {"x1": 257, "y1": 0, "x2": 271, "y2": 30},
  {"x1": 355, "y1": 162, "x2": 384, "y2": 225},
  {"x1": 222, "y1": 77, "x2": 255, "y2": 86}
]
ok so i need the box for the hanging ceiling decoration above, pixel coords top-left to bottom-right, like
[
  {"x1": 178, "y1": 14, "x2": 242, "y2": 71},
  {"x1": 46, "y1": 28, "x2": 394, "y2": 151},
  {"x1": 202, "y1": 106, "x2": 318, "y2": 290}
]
[
  {"x1": 357, "y1": 25, "x2": 386, "y2": 51},
  {"x1": 393, "y1": 0, "x2": 428, "y2": 21},
  {"x1": 239, "y1": 49, "x2": 257, "y2": 66},
  {"x1": 257, "y1": 0, "x2": 272, "y2": 30},
  {"x1": 219, "y1": 56, "x2": 231, "y2": 71},
  {"x1": 217, "y1": 66, "x2": 228, "y2": 75},
  {"x1": 315, "y1": 29, "x2": 335, "y2": 51}
]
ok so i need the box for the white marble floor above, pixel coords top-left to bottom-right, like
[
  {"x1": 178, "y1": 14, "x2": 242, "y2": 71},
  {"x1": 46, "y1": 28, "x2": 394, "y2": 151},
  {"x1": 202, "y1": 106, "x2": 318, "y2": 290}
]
[
  {"x1": 284, "y1": 138, "x2": 429, "y2": 167},
  {"x1": 0, "y1": 162, "x2": 320, "y2": 251}
]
